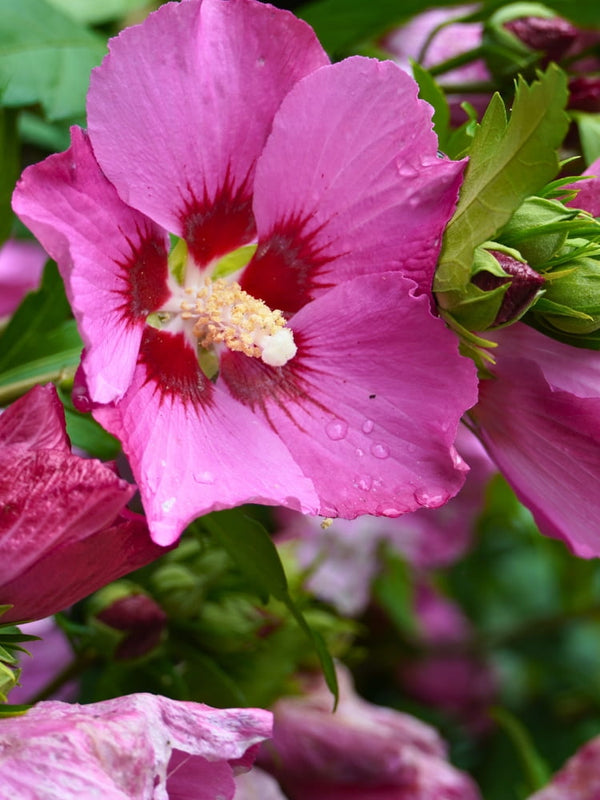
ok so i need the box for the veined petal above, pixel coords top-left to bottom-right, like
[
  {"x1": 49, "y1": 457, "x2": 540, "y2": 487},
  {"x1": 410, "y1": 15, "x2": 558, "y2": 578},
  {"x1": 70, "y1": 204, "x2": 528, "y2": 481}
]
[
  {"x1": 222, "y1": 273, "x2": 478, "y2": 519},
  {"x1": 242, "y1": 57, "x2": 465, "y2": 312},
  {"x1": 473, "y1": 324, "x2": 600, "y2": 557},
  {"x1": 0, "y1": 513, "x2": 167, "y2": 624},
  {"x1": 0, "y1": 694, "x2": 271, "y2": 799},
  {"x1": 0, "y1": 383, "x2": 67, "y2": 452},
  {"x1": 87, "y1": 0, "x2": 329, "y2": 264},
  {"x1": 12, "y1": 127, "x2": 170, "y2": 405},
  {"x1": 92, "y1": 328, "x2": 318, "y2": 546}
]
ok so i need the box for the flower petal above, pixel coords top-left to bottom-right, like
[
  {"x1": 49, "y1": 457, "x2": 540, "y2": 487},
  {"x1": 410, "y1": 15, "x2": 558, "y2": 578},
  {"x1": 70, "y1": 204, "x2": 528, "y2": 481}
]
[
  {"x1": 92, "y1": 328, "x2": 318, "y2": 545},
  {"x1": 12, "y1": 126, "x2": 170, "y2": 405},
  {"x1": 242, "y1": 57, "x2": 465, "y2": 312},
  {"x1": 223, "y1": 273, "x2": 478, "y2": 519},
  {"x1": 0, "y1": 238, "x2": 46, "y2": 317},
  {"x1": 0, "y1": 383, "x2": 67, "y2": 452},
  {"x1": 87, "y1": 0, "x2": 329, "y2": 262},
  {"x1": 0, "y1": 693, "x2": 271, "y2": 799},
  {"x1": 473, "y1": 324, "x2": 600, "y2": 557}
]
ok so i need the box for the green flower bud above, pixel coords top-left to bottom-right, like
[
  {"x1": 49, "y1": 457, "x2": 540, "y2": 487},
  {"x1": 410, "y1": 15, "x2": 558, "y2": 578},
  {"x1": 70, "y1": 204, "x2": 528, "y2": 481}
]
[{"x1": 534, "y1": 253, "x2": 600, "y2": 334}]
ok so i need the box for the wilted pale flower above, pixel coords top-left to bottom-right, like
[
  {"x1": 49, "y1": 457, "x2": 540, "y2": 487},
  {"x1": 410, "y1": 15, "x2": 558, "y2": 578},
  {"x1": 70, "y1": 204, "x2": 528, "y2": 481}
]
[
  {"x1": 13, "y1": 0, "x2": 477, "y2": 547},
  {"x1": 0, "y1": 692, "x2": 272, "y2": 799},
  {"x1": 258, "y1": 664, "x2": 482, "y2": 799},
  {"x1": 0, "y1": 384, "x2": 167, "y2": 623}
]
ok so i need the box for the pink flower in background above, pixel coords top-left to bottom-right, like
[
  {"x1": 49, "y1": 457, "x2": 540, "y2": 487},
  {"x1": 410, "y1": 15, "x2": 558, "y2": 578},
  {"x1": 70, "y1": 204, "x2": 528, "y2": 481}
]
[
  {"x1": 8, "y1": 617, "x2": 76, "y2": 704},
  {"x1": 472, "y1": 322, "x2": 600, "y2": 557},
  {"x1": 0, "y1": 384, "x2": 168, "y2": 623},
  {"x1": 0, "y1": 692, "x2": 272, "y2": 799},
  {"x1": 13, "y1": 0, "x2": 477, "y2": 546},
  {"x1": 382, "y1": 5, "x2": 491, "y2": 124},
  {"x1": 258, "y1": 665, "x2": 482, "y2": 800},
  {"x1": 527, "y1": 735, "x2": 600, "y2": 799},
  {"x1": 399, "y1": 583, "x2": 497, "y2": 734},
  {"x1": 278, "y1": 426, "x2": 495, "y2": 616},
  {"x1": 234, "y1": 767, "x2": 288, "y2": 800},
  {"x1": 0, "y1": 238, "x2": 46, "y2": 316}
]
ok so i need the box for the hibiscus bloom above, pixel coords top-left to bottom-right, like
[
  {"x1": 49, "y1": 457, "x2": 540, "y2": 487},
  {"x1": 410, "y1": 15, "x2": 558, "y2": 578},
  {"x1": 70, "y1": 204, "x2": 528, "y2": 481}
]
[
  {"x1": 527, "y1": 734, "x2": 600, "y2": 799},
  {"x1": 469, "y1": 163, "x2": 600, "y2": 558},
  {"x1": 0, "y1": 692, "x2": 271, "y2": 799},
  {"x1": 13, "y1": 0, "x2": 477, "y2": 546},
  {"x1": 0, "y1": 384, "x2": 167, "y2": 623},
  {"x1": 0, "y1": 237, "x2": 46, "y2": 317},
  {"x1": 258, "y1": 664, "x2": 482, "y2": 800}
]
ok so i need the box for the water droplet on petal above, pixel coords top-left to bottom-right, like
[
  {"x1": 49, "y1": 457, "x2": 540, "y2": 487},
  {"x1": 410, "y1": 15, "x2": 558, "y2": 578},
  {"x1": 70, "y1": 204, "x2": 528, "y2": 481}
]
[
  {"x1": 376, "y1": 505, "x2": 403, "y2": 517},
  {"x1": 362, "y1": 419, "x2": 374, "y2": 434},
  {"x1": 413, "y1": 488, "x2": 448, "y2": 508},
  {"x1": 326, "y1": 420, "x2": 348, "y2": 441},
  {"x1": 354, "y1": 475, "x2": 372, "y2": 491},
  {"x1": 355, "y1": 448, "x2": 364, "y2": 457},
  {"x1": 193, "y1": 471, "x2": 214, "y2": 485},
  {"x1": 162, "y1": 497, "x2": 176, "y2": 513},
  {"x1": 371, "y1": 443, "x2": 390, "y2": 459}
]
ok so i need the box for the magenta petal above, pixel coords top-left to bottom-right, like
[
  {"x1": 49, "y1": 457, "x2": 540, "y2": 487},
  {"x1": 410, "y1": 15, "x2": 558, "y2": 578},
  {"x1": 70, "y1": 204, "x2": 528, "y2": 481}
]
[
  {"x1": 242, "y1": 57, "x2": 465, "y2": 311},
  {"x1": 0, "y1": 383, "x2": 67, "y2": 452},
  {"x1": 473, "y1": 324, "x2": 600, "y2": 557},
  {"x1": 566, "y1": 157, "x2": 600, "y2": 216},
  {"x1": 0, "y1": 693, "x2": 271, "y2": 799},
  {"x1": 87, "y1": 0, "x2": 329, "y2": 252},
  {"x1": 92, "y1": 331, "x2": 319, "y2": 545},
  {"x1": 12, "y1": 127, "x2": 170, "y2": 405},
  {"x1": 0, "y1": 238, "x2": 46, "y2": 317},
  {"x1": 225, "y1": 273, "x2": 477, "y2": 519},
  {"x1": 528, "y1": 735, "x2": 600, "y2": 800}
]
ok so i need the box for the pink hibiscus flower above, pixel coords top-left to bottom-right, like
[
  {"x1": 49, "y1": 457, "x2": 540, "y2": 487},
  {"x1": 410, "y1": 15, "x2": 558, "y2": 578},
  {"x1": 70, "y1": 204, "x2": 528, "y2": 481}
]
[
  {"x1": 13, "y1": 0, "x2": 477, "y2": 546},
  {"x1": 0, "y1": 384, "x2": 168, "y2": 623},
  {"x1": 258, "y1": 664, "x2": 482, "y2": 800},
  {"x1": 0, "y1": 238, "x2": 46, "y2": 317},
  {"x1": 0, "y1": 692, "x2": 271, "y2": 799},
  {"x1": 527, "y1": 735, "x2": 600, "y2": 799},
  {"x1": 470, "y1": 164, "x2": 600, "y2": 557}
]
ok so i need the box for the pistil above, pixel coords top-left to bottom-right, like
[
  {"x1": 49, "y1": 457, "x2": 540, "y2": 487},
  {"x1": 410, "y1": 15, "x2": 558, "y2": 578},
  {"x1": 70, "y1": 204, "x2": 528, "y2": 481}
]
[{"x1": 180, "y1": 278, "x2": 297, "y2": 367}]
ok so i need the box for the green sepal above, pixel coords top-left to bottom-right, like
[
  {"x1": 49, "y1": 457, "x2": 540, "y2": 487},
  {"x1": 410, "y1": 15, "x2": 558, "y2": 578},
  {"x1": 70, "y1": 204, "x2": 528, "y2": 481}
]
[
  {"x1": 498, "y1": 196, "x2": 576, "y2": 266},
  {"x1": 202, "y1": 510, "x2": 339, "y2": 706},
  {"x1": 435, "y1": 64, "x2": 569, "y2": 294},
  {"x1": 410, "y1": 61, "x2": 450, "y2": 151}
]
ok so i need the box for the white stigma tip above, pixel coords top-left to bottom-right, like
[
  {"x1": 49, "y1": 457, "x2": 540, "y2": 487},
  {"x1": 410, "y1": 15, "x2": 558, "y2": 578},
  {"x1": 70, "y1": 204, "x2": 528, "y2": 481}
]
[{"x1": 259, "y1": 328, "x2": 297, "y2": 367}]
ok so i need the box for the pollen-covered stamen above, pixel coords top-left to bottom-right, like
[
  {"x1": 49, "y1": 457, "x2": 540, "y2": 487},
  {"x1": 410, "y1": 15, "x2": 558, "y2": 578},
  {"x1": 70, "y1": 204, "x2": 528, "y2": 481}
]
[{"x1": 181, "y1": 278, "x2": 297, "y2": 367}]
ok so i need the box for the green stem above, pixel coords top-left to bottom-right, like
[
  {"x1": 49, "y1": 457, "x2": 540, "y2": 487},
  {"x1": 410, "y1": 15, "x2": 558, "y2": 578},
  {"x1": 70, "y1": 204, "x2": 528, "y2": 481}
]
[{"x1": 0, "y1": 367, "x2": 76, "y2": 405}]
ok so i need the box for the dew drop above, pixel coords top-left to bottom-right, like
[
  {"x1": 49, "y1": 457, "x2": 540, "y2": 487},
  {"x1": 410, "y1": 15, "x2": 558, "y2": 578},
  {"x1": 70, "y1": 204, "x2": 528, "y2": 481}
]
[
  {"x1": 371, "y1": 442, "x2": 390, "y2": 459},
  {"x1": 376, "y1": 505, "x2": 403, "y2": 517},
  {"x1": 413, "y1": 488, "x2": 448, "y2": 508},
  {"x1": 354, "y1": 475, "x2": 372, "y2": 491},
  {"x1": 326, "y1": 420, "x2": 348, "y2": 441},
  {"x1": 362, "y1": 419, "x2": 374, "y2": 434},
  {"x1": 355, "y1": 448, "x2": 365, "y2": 457},
  {"x1": 193, "y1": 471, "x2": 214, "y2": 485},
  {"x1": 162, "y1": 497, "x2": 176, "y2": 513}
]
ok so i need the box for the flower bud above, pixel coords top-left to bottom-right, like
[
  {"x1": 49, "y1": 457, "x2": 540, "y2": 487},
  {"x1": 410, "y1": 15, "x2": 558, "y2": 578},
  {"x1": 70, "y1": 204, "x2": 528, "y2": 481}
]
[
  {"x1": 471, "y1": 249, "x2": 545, "y2": 325},
  {"x1": 568, "y1": 75, "x2": 600, "y2": 113},
  {"x1": 535, "y1": 253, "x2": 600, "y2": 334},
  {"x1": 90, "y1": 582, "x2": 167, "y2": 660},
  {"x1": 503, "y1": 13, "x2": 578, "y2": 65}
]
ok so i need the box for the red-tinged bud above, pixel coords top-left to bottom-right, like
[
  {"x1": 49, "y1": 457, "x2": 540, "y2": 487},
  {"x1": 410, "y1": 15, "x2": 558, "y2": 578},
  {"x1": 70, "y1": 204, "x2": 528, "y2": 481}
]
[
  {"x1": 97, "y1": 593, "x2": 167, "y2": 660},
  {"x1": 568, "y1": 75, "x2": 600, "y2": 113},
  {"x1": 504, "y1": 15, "x2": 578, "y2": 64},
  {"x1": 471, "y1": 250, "x2": 545, "y2": 326}
]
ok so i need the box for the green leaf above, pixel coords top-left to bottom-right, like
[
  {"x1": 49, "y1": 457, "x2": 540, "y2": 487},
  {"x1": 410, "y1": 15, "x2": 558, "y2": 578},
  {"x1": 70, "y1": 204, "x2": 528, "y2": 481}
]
[
  {"x1": 572, "y1": 112, "x2": 600, "y2": 167},
  {"x1": 0, "y1": 261, "x2": 82, "y2": 401},
  {"x1": 373, "y1": 550, "x2": 418, "y2": 635},
  {"x1": 0, "y1": 107, "x2": 19, "y2": 246},
  {"x1": 45, "y1": 0, "x2": 149, "y2": 25},
  {"x1": 543, "y1": 0, "x2": 600, "y2": 26},
  {"x1": 410, "y1": 61, "x2": 450, "y2": 150},
  {"x1": 0, "y1": 0, "x2": 106, "y2": 120},
  {"x1": 297, "y1": 0, "x2": 463, "y2": 56},
  {"x1": 203, "y1": 510, "x2": 339, "y2": 704},
  {"x1": 435, "y1": 65, "x2": 569, "y2": 294},
  {"x1": 491, "y1": 707, "x2": 551, "y2": 793}
]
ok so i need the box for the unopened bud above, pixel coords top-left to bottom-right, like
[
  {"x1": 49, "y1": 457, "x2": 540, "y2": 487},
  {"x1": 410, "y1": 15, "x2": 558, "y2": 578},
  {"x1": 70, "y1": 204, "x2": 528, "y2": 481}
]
[
  {"x1": 97, "y1": 594, "x2": 167, "y2": 660},
  {"x1": 568, "y1": 76, "x2": 600, "y2": 113},
  {"x1": 503, "y1": 14, "x2": 578, "y2": 64},
  {"x1": 472, "y1": 250, "x2": 545, "y2": 326}
]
